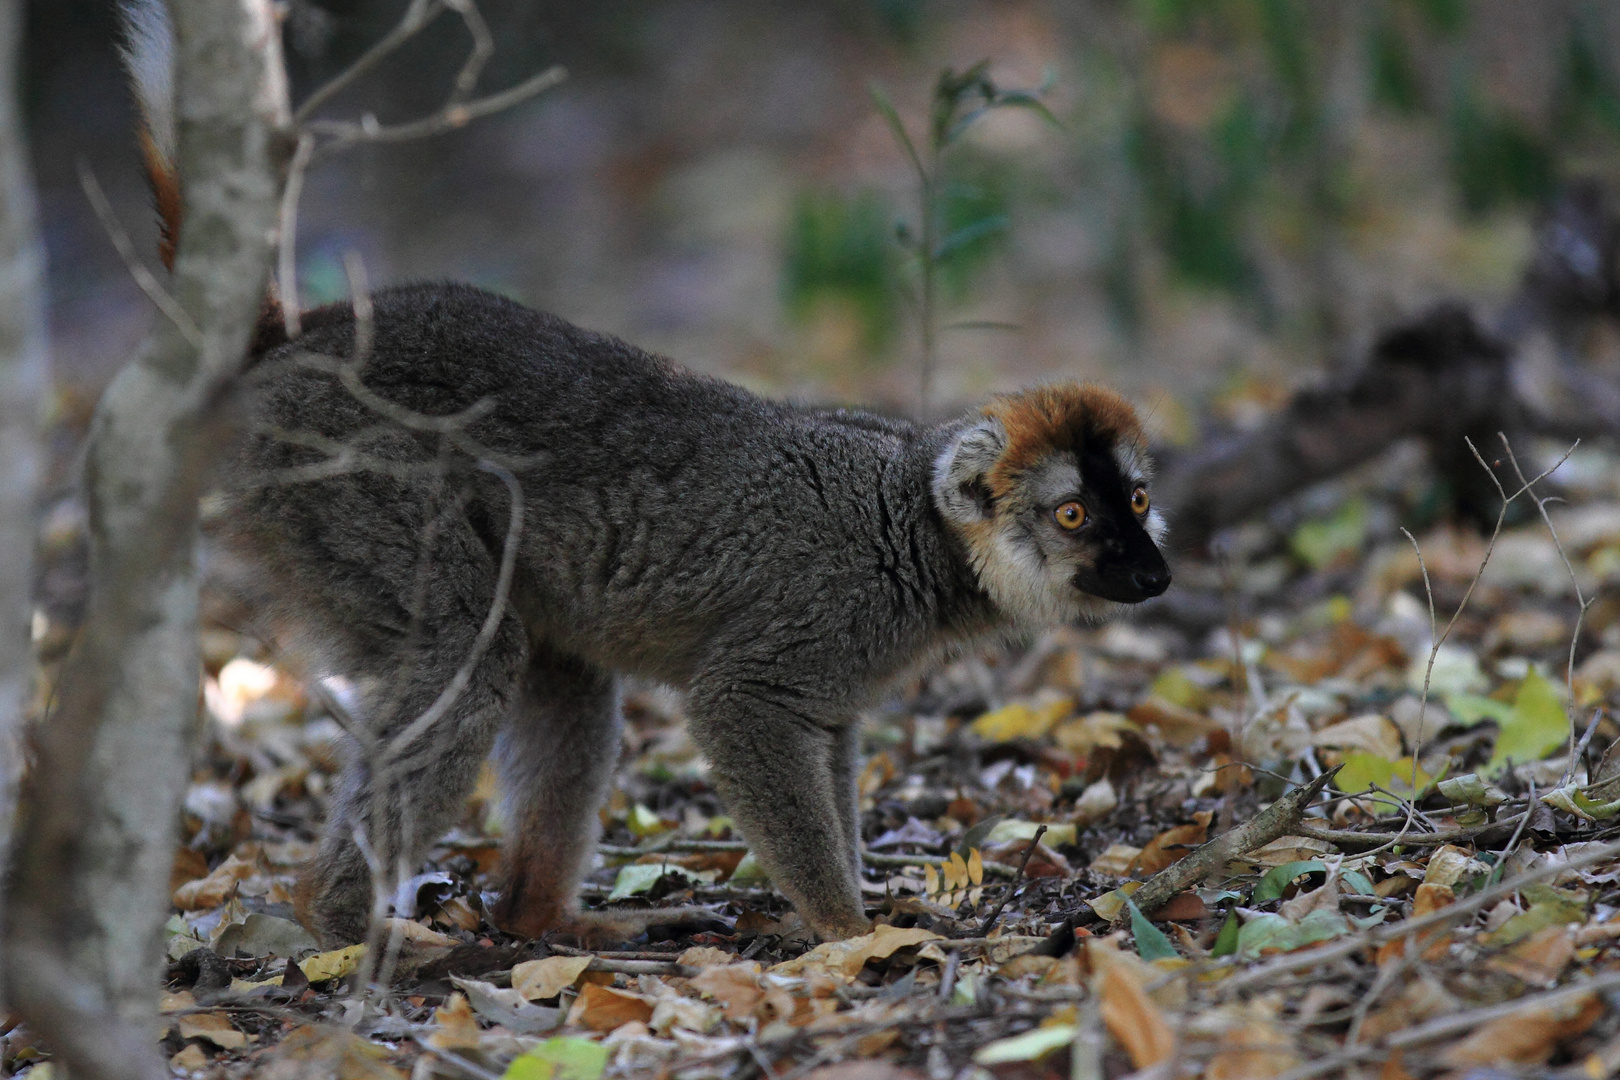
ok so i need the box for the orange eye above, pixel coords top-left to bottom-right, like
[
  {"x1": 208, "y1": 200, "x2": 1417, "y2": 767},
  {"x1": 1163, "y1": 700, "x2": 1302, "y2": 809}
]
[
  {"x1": 1131, "y1": 487, "x2": 1150, "y2": 516},
  {"x1": 1054, "y1": 501, "x2": 1086, "y2": 531}
]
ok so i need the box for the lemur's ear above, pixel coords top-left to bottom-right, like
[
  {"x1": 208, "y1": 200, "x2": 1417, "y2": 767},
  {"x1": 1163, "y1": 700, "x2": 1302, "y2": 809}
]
[{"x1": 932, "y1": 416, "x2": 1006, "y2": 526}]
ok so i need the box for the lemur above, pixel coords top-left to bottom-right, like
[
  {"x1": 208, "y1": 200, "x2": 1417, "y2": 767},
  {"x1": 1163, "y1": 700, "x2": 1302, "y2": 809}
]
[{"x1": 122, "y1": 0, "x2": 1170, "y2": 946}]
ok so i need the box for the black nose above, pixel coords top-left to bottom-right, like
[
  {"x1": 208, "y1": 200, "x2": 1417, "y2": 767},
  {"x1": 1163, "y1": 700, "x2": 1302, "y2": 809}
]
[{"x1": 1131, "y1": 569, "x2": 1171, "y2": 598}]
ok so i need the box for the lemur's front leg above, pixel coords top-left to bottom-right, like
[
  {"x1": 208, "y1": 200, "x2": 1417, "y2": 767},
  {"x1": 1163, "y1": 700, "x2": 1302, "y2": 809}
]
[{"x1": 687, "y1": 681, "x2": 870, "y2": 941}]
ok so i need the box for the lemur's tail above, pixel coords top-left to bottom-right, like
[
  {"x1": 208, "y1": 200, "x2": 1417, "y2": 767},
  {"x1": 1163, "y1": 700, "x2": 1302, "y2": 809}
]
[
  {"x1": 119, "y1": 0, "x2": 289, "y2": 349},
  {"x1": 119, "y1": 0, "x2": 181, "y2": 272}
]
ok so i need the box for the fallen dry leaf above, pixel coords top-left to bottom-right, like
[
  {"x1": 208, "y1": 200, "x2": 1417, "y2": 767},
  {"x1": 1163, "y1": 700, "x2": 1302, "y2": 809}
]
[
  {"x1": 426, "y1": 992, "x2": 483, "y2": 1050},
  {"x1": 256, "y1": 1025, "x2": 403, "y2": 1080},
  {"x1": 677, "y1": 946, "x2": 738, "y2": 968},
  {"x1": 690, "y1": 962, "x2": 767, "y2": 1021},
  {"x1": 566, "y1": 983, "x2": 656, "y2": 1032},
  {"x1": 298, "y1": 943, "x2": 367, "y2": 983},
  {"x1": 1439, "y1": 992, "x2": 1604, "y2": 1067},
  {"x1": 170, "y1": 1044, "x2": 211, "y2": 1072},
  {"x1": 172, "y1": 851, "x2": 258, "y2": 911},
  {"x1": 513, "y1": 954, "x2": 593, "y2": 1001},
  {"x1": 1312, "y1": 713, "x2": 1404, "y2": 760},
  {"x1": 382, "y1": 917, "x2": 459, "y2": 947},
  {"x1": 1204, "y1": 1020, "x2": 1301, "y2": 1080},
  {"x1": 771, "y1": 924, "x2": 941, "y2": 979},
  {"x1": 176, "y1": 1011, "x2": 251, "y2": 1050},
  {"x1": 1091, "y1": 941, "x2": 1175, "y2": 1068},
  {"x1": 1486, "y1": 925, "x2": 1575, "y2": 986},
  {"x1": 1130, "y1": 811, "x2": 1212, "y2": 875}
]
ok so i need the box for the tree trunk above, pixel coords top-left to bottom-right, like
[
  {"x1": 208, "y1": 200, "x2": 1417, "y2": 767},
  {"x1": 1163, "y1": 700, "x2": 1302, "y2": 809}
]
[
  {"x1": 0, "y1": 0, "x2": 49, "y2": 975},
  {"x1": 0, "y1": 1, "x2": 290, "y2": 1076}
]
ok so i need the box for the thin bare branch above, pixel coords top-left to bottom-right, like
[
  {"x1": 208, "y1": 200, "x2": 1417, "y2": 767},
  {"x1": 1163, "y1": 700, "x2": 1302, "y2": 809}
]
[
  {"x1": 77, "y1": 159, "x2": 202, "y2": 348},
  {"x1": 292, "y1": 0, "x2": 443, "y2": 125},
  {"x1": 276, "y1": 133, "x2": 315, "y2": 340},
  {"x1": 307, "y1": 65, "x2": 566, "y2": 158}
]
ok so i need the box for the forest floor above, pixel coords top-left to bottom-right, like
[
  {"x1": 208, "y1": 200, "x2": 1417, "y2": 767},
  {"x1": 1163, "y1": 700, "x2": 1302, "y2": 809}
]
[{"x1": 9, "y1": 435, "x2": 1620, "y2": 1080}]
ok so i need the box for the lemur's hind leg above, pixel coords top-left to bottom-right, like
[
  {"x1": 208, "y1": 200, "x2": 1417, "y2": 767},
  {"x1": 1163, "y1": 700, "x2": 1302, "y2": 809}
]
[
  {"x1": 490, "y1": 647, "x2": 624, "y2": 939},
  {"x1": 264, "y1": 467, "x2": 530, "y2": 946}
]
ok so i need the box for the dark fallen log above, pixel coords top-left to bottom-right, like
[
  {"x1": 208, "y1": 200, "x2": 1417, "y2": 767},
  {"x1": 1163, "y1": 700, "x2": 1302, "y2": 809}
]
[{"x1": 1156, "y1": 180, "x2": 1620, "y2": 553}]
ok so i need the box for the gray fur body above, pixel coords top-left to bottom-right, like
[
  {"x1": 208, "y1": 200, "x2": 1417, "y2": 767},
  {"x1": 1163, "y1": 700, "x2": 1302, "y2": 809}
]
[{"x1": 231, "y1": 284, "x2": 1000, "y2": 943}]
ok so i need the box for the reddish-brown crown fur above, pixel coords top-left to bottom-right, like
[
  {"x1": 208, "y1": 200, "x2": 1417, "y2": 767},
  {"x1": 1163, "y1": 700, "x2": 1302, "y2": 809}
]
[{"x1": 980, "y1": 384, "x2": 1144, "y2": 502}]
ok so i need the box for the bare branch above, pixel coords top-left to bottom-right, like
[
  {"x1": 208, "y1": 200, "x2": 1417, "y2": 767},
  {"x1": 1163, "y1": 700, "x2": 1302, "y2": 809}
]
[
  {"x1": 77, "y1": 159, "x2": 201, "y2": 348},
  {"x1": 0, "y1": 0, "x2": 49, "y2": 1013},
  {"x1": 307, "y1": 64, "x2": 566, "y2": 158},
  {"x1": 277, "y1": 133, "x2": 315, "y2": 339},
  {"x1": 292, "y1": 0, "x2": 443, "y2": 125}
]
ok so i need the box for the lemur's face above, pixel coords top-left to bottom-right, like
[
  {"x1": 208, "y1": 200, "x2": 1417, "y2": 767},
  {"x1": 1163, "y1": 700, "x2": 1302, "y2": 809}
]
[
  {"x1": 933, "y1": 384, "x2": 1172, "y2": 628},
  {"x1": 1019, "y1": 443, "x2": 1169, "y2": 608}
]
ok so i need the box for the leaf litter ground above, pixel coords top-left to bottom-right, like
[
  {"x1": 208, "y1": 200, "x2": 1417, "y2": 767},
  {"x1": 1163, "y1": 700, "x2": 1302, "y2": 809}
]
[{"x1": 10, "y1": 438, "x2": 1620, "y2": 1079}]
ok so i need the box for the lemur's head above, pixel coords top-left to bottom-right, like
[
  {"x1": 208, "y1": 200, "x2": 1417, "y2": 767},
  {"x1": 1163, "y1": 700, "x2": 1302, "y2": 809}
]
[{"x1": 933, "y1": 384, "x2": 1170, "y2": 626}]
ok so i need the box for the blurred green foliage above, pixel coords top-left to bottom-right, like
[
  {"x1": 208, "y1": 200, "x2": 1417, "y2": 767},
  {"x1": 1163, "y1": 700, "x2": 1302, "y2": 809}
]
[
  {"x1": 783, "y1": 2, "x2": 1620, "y2": 371},
  {"x1": 784, "y1": 62, "x2": 1052, "y2": 408},
  {"x1": 781, "y1": 192, "x2": 899, "y2": 351}
]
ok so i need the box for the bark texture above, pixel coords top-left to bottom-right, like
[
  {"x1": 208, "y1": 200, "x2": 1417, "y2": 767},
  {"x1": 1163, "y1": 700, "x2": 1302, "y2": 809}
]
[
  {"x1": 0, "y1": 1, "x2": 289, "y2": 1076},
  {"x1": 0, "y1": 0, "x2": 48, "y2": 969}
]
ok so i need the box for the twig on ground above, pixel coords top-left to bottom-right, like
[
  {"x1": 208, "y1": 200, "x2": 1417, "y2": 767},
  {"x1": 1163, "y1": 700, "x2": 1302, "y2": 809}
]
[
  {"x1": 1118, "y1": 767, "x2": 1341, "y2": 923},
  {"x1": 1296, "y1": 801, "x2": 1533, "y2": 848},
  {"x1": 980, "y1": 824, "x2": 1045, "y2": 935},
  {"x1": 1216, "y1": 838, "x2": 1620, "y2": 996}
]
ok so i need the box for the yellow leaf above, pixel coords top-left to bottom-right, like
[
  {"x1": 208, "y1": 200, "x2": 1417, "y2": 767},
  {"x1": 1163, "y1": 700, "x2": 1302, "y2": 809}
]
[
  {"x1": 299, "y1": 943, "x2": 367, "y2": 983},
  {"x1": 946, "y1": 852, "x2": 968, "y2": 891},
  {"x1": 771, "y1": 925, "x2": 942, "y2": 979},
  {"x1": 512, "y1": 955, "x2": 593, "y2": 1001},
  {"x1": 626, "y1": 803, "x2": 669, "y2": 838},
  {"x1": 971, "y1": 697, "x2": 1072, "y2": 742},
  {"x1": 967, "y1": 848, "x2": 984, "y2": 887},
  {"x1": 177, "y1": 1011, "x2": 251, "y2": 1050},
  {"x1": 924, "y1": 863, "x2": 939, "y2": 894},
  {"x1": 1053, "y1": 711, "x2": 1139, "y2": 755}
]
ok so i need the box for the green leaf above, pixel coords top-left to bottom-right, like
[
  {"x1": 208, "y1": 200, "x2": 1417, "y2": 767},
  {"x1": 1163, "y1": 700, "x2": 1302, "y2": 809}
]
[
  {"x1": 1237, "y1": 909, "x2": 1352, "y2": 957},
  {"x1": 606, "y1": 862, "x2": 715, "y2": 901},
  {"x1": 503, "y1": 1036, "x2": 609, "y2": 1080},
  {"x1": 1253, "y1": 861, "x2": 1326, "y2": 904},
  {"x1": 1437, "y1": 772, "x2": 1509, "y2": 806},
  {"x1": 957, "y1": 814, "x2": 1005, "y2": 858},
  {"x1": 1342, "y1": 870, "x2": 1376, "y2": 896},
  {"x1": 1483, "y1": 884, "x2": 1587, "y2": 946},
  {"x1": 1211, "y1": 912, "x2": 1241, "y2": 958},
  {"x1": 972, "y1": 1024, "x2": 1077, "y2": 1065},
  {"x1": 989, "y1": 91, "x2": 1062, "y2": 129},
  {"x1": 1543, "y1": 784, "x2": 1620, "y2": 821},
  {"x1": 933, "y1": 215, "x2": 1009, "y2": 261},
  {"x1": 1126, "y1": 898, "x2": 1178, "y2": 961},
  {"x1": 1289, "y1": 498, "x2": 1368, "y2": 569},
  {"x1": 1445, "y1": 693, "x2": 1516, "y2": 727},
  {"x1": 1334, "y1": 753, "x2": 1393, "y2": 796},
  {"x1": 1334, "y1": 753, "x2": 1438, "y2": 803},
  {"x1": 869, "y1": 81, "x2": 924, "y2": 178},
  {"x1": 728, "y1": 851, "x2": 768, "y2": 885},
  {"x1": 1485, "y1": 667, "x2": 1570, "y2": 776}
]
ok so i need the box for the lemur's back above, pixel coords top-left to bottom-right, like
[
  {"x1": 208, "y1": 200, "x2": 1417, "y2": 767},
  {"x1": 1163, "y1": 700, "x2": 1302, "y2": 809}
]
[{"x1": 229, "y1": 283, "x2": 976, "y2": 688}]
